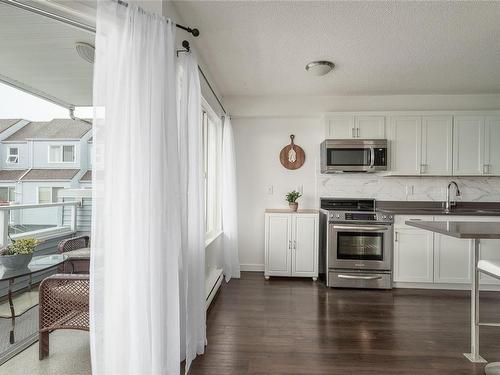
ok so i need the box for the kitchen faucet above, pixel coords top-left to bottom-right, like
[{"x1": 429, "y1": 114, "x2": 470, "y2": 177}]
[{"x1": 445, "y1": 181, "x2": 461, "y2": 213}]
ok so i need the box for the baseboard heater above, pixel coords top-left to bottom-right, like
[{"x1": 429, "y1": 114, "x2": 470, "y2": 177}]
[{"x1": 205, "y1": 268, "x2": 223, "y2": 310}]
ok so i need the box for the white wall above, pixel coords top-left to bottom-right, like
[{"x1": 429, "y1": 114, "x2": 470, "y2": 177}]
[
  {"x1": 231, "y1": 94, "x2": 500, "y2": 271},
  {"x1": 234, "y1": 117, "x2": 322, "y2": 270}
]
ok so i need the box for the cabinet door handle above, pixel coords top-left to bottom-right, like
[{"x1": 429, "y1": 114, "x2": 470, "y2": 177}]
[
  {"x1": 356, "y1": 128, "x2": 360, "y2": 138},
  {"x1": 395, "y1": 232, "x2": 399, "y2": 242},
  {"x1": 288, "y1": 240, "x2": 292, "y2": 250},
  {"x1": 293, "y1": 240, "x2": 297, "y2": 250},
  {"x1": 351, "y1": 127, "x2": 355, "y2": 138}
]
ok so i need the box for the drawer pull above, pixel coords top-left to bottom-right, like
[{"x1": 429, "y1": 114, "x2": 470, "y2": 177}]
[{"x1": 338, "y1": 274, "x2": 382, "y2": 280}]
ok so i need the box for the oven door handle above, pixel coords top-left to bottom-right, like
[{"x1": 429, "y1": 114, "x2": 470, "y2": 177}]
[
  {"x1": 331, "y1": 224, "x2": 390, "y2": 231},
  {"x1": 337, "y1": 274, "x2": 382, "y2": 280}
]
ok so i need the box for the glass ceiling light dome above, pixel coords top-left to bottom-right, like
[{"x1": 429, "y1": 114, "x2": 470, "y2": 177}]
[
  {"x1": 75, "y1": 42, "x2": 95, "y2": 64},
  {"x1": 305, "y1": 61, "x2": 335, "y2": 76}
]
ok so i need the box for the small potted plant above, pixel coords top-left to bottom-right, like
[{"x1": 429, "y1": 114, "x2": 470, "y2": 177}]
[
  {"x1": 0, "y1": 238, "x2": 39, "y2": 270},
  {"x1": 286, "y1": 190, "x2": 302, "y2": 212}
]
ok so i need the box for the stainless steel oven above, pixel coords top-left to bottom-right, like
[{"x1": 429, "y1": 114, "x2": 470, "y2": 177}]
[
  {"x1": 319, "y1": 198, "x2": 394, "y2": 289},
  {"x1": 329, "y1": 220, "x2": 392, "y2": 271},
  {"x1": 320, "y1": 139, "x2": 387, "y2": 173}
]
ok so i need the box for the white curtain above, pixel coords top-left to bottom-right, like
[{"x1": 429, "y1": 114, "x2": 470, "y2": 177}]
[
  {"x1": 91, "y1": 2, "x2": 181, "y2": 375},
  {"x1": 177, "y1": 50, "x2": 206, "y2": 372},
  {"x1": 221, "y1": 116, "x2": 241, "y2": 281}
]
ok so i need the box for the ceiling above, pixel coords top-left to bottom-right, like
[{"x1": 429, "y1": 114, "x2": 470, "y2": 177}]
[
  {"x1": 172, "y1": 1, "x2": 500, "y2": 96},
  {"x1": 0, "y1": 1, "x2": 95, "y2": 107}
]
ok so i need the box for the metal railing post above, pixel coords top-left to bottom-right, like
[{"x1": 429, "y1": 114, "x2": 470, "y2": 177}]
[{"x1": 0, "y1": 209, "x2": 10, "y2": 247}]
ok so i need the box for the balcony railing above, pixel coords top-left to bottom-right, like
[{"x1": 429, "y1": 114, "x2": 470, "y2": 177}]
[{"x1": 0, "y1": 201, "x2": 81, "y2": 247}]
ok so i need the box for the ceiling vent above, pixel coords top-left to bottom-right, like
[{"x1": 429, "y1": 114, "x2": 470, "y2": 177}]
[{"x1": 75, "y1": 42, "x2": 95, "y2": 64}]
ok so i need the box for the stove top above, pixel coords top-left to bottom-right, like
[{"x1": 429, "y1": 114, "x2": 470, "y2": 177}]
[{"x1": 320, "y1": 198, "x2": 375, "y2": 212}]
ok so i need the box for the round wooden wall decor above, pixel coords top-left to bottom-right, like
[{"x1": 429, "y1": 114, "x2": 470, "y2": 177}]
[{"x1": 279, "y1": 134, "x2": 305, "y2": 170}]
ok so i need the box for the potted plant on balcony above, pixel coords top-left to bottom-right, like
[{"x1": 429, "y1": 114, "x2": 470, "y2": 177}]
[
  {"x1": 0, "y1": 238, "x2": 39, "y2": 270},
  {"x1": 286, "y1": 190, "x2": 302, "y2": 212}
]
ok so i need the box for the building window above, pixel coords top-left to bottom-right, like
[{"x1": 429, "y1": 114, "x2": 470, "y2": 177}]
[
  {"x1": 0, "y1": 187, "x2": 15, "y2": 203},
  {"x1": 202, "y1": 103, "x2": 222, "y2": 240},
  {"x1": 38, "y1": 187, "x2": 63, "y2": 204},
  {"x1": 49, "y1": 145, "x2": 75, "y2": 163},
  {"x1": 6, "y1": 147, "x2": 19, "y2": 164}
]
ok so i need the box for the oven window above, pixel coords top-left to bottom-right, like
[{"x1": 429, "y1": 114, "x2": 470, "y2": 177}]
[
  {"x1": 327, "y1": 148, "x2": 370, "y2": 166},
  {"x1": 337, "y1": 232, "x2": 383, "y2": 261}
]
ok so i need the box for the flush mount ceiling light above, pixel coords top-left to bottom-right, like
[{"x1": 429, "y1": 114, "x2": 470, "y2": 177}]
[
  {"x1": 75, "y1": 42, "x2": 95, "y2": 64},
  {"x1": 305, "y1": 61, "x2": 335, "y2": 76}
]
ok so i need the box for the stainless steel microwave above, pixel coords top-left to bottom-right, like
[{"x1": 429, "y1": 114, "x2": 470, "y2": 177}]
[{"x1": 320, "y1": 139, "x2": 388, "y2": 173}]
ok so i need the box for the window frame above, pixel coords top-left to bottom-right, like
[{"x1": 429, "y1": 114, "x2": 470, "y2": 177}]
[
  {"x1": 37, "y1": 186, "x2": 63, "y2": 204},
  {"x1": 202, "y1": 98, "x2": 223, "y2": 242},
  {"x1": 6, "y1": 146, "x2": 19, "y2": 164},
  {"x1": 0, "y1": 186, "x2": 16, "y2": 203},
  {"x1": 48, "y1": 144, "x2": 75, "y2": 163}
]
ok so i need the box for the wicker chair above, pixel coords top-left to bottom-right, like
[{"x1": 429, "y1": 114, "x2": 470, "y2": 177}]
[
  {"x1": 39, "y1": 274, "x2": 89, "y2": 360},
  {"x1": 58, "y1": 235, "x2": 90, "y2": 273}
]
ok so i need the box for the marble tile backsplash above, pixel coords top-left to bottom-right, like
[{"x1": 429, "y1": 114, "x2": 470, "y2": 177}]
[{"x1": 317, "y1": 174, "x2": 500, "y2": 202}]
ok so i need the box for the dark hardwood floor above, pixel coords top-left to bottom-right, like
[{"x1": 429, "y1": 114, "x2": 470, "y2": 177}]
[{"x1": 190, "y1": 272, "x2": 500, "y2": 375}]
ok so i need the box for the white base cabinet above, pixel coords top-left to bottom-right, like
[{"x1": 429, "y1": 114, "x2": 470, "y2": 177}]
[
  {"x1": 265, "y1": 211, "x2": 318, "y2": 280},
  {"x1": 394, "y1": 215, "x2": 500, "y2": 289},
  {"x1": 394, "y1": 228, "x2": 433, "y2": 283}
]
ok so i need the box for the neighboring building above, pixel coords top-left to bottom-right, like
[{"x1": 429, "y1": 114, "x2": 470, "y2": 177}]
[{"x1": 0, "y1": 118, "x2": 92, "y2": 225}]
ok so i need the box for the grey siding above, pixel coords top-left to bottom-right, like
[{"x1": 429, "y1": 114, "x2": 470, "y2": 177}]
[{"x1": 62, "y1": 197, "x2": 91, "y2": 233}]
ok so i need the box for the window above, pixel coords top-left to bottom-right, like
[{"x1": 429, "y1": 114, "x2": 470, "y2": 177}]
[
  {"x1": 0, "y1": 187, "x2": 16, "y2": 203},
  {"x1": 49, "y1": 145, "x2": 75, "y2": 163},
  {"x1": 6, "y1": 147, "x2": 18, "y2": 164},
  {"x1": 202, "y1": 103, "x2": 222, "y2": 240},
  {"x1": 38, "y1": 187, "x2": 63, "y2": 204}
]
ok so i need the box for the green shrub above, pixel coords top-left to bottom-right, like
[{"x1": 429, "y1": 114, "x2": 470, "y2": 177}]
[
  {"x1": 2, "y1": 238, "x2": 39, "y2": 255},
  {"x1": 285, "y1": 190, "x2": 302, "y2": 203}
]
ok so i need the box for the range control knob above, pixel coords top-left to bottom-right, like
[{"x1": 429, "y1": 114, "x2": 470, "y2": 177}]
[
  {"x1": 382, "y1": 215, "x2": 387, "y2": 220},
  {"x1": 336, "y1": 214, "x2": 340, "y2": 218}
]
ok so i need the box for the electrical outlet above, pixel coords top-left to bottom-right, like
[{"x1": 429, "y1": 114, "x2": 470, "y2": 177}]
[{"x1": 268, "y1": 185, "x2": 274, "y2": 195}]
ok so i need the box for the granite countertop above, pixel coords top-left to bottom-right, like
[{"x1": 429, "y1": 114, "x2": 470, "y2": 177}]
[
  {"x1": 405, "y1": 220, "x2": 500, "y2": 239},
  {"x1": 377, "y1": 201, "x2": 500, "y2": 216}
]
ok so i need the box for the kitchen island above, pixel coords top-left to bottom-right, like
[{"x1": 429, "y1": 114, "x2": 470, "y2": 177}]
[{"x1": 406, "y1": 220, "x2": 500, "y2": 364}]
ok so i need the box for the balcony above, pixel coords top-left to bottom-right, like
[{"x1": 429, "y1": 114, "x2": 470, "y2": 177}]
[{"x1": 0, "y1": 196, "x2": 90, "y2": 366}]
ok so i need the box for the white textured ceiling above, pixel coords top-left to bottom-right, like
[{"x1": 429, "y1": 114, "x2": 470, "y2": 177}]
[
  {"x1": 0, "y1": 1, "x2": 94, "y2": 106},
  {"x1": 172, "y1": 1, "x2": 500, "y2": 96}
]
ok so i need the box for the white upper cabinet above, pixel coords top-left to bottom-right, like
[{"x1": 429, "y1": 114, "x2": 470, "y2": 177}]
[
  {"x1": 355, "y1": 115, "x2": 386, "y2": 139},
  {"x1": 324, "y1": 111, "x2": 500, "y2": 176},
  {"x1": 484, "y1": 116, "x2": 500, "y2": 175},
  {"x1": 325, "y1": 114, "x2": 385, "y2": 139},
  {"x1": 390, "y1": 116, "x2": 421, "y2": 175},
  {"x1": 421, "y1": 116, "x2": 453, "y2": 175},
  {"x1": 325, "y1": 115, "x2": 356, "y2": 139},
  {"x1": 453, "y1": 116, "x2": 484, "y2": 175}
]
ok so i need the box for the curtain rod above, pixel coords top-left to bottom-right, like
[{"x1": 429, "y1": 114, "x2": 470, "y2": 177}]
[
  {"x1": 0, "y1": 0, "x2": 199, "y2": 37},
  {"x1": 179, "y1": 41, "x2": 226, "y2": 115},
  {"x1": 114, "y1": 0, "x2": 199, "y2": 36}
]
